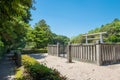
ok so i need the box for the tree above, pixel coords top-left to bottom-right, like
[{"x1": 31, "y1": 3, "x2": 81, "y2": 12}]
[
  {"x1": 71, "y1": 34, "x2": 85, "y2": 43},
  {"x1": 52, "y1": 33, "x2": 70, "y2": 45},
  {"x1": 0, "y1": 0, "x2": 34, "y2": 51},
  {"x1": 33, "y1": 19, "x2": 53, "y2": 48}
]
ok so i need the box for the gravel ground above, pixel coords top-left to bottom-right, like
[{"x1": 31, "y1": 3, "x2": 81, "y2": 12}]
[
  {"x1": 30, "y1": 53, "x2": 120, "y2": 80},
  {"x1": 0, "y1": 54, "x2": 15, "y2": 80}
]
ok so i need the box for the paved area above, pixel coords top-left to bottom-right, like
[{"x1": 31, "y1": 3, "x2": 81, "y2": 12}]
[{"x1": 0, "y1": 54, "x2": 15, "y2": 80}]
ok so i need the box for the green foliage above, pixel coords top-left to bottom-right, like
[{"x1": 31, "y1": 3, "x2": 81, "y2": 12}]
[
  {"x1": 0, "y1": 0, "x2": 34, "y2": 55},
  {"x1": 52, "y1": 33, "x2": 70, "y2": 45},
  {"x1": 15, "y1": 67, "x2": 24, "y2": 80},
  {"x1": 25, "y1": 27, "x2": 35, "y2": 43},
  {"x1": 33, "y1": 19, "x2": 53, "y2": 48},
  {"x1": 22, "y1": 55, "x2": 67, "y2": 80},
  {"x1": 25, "y1": 19, "x2": 70, "y2": 49},
  {"x1": 71, "y1": 18, "x2": 120, "y2": 43},
  {"x1": 22, "y1": 55, "x2": 39, "y2": 68},
  {"x1": 71, "y1": 34, "x2": 85, "y2": 43},
  {"x1": 22, "y1": 48, "x2": 47, "y2": 54}
]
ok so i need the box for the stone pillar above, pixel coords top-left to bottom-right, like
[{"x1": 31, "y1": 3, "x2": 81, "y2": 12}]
[
  {"x1": 100, "y1": 33, "x2": 103, "y2": 43},
  {"x1": 57, "y1": 43, "x2": 60, "y2": 57},
  {"x1": 67, "y1": 42, "x2": 72, "y2": 63},
  {"x1": 47, "y1": 44, "x2": 49, "y2": 55},
  {"x1": 96, "y1": 44, "x2": 102, "y2": 65},
  {"x1": 86, "y1": 34, "x2": 88, "y2": 44}
]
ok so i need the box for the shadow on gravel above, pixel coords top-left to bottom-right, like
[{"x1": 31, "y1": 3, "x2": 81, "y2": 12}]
[
  {"x1": 0, "y1": 54, "x2": 15, "y2": 80},
  {"x1": 29, "y1": 53, "x2": 47, "y2": 60}
]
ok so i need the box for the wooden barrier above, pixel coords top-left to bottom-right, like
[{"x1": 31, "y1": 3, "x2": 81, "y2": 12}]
[
  {"x1": 69, "y1": 44, "x2": 97, "y2": 64},
  {"x1": 48, "y1": 43, "x2": 120, "y2": 65},
  {"x1": 100, "y1": 44, "x2": 120, "y2": 65},
  {"x1": 48, "y1": 45, "x2": 58, "y2": 56}
]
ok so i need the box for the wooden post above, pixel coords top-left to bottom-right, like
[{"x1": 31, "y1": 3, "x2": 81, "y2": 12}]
[
  {"x1": 47, "y1": 44, "x2": 49, "y2": 55},
  {"x1": 96, "y1": 44, "x2": 102, "y2": 65},
  {"x1": 57, "y1": 43, "x2": 60, "y2": 57},
  {"x1": 67, "y1": 42, "x2": 72, "y2": 63},
  {"x1": 86, "y1": 33, "x2": 88, "y2": 44},
  {"x1": 47, "y1": 44, "x2": 51, "y2": 55},
  {"x1": 113, "y1": 46, "x2": 116, "y2": 63}
]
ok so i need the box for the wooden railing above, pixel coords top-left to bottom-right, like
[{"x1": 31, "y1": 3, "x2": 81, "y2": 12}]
[
  {"x1": 48, "y1": 45, "x2": 58, "y2": 56},
  {"x1": 70, "y1": 44, "x2": 97, "y2": 63},
  {"x1": 48, "y1": 43, "x2": 120, "y2": 65},
  {"x1": 100, "y1": 44, "x2": 120, "y2": 64}
]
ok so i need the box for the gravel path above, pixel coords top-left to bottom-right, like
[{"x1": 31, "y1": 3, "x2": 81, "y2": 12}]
[
  {"x1": 0, "y1": 54, "x2": 15, "y2": 80},
  {"x1": 30, "y1": 53, "x2": 120, "y2": 80}
]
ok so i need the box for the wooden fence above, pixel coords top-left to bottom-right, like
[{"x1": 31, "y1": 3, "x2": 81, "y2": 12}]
[
  {"x1": 48, "y1": 45, "x2": 58, "y2": 56},
  {"x1": 48, "y1": 43, "x2": 120, "y2": 65},
  {"x1": 100, "y1": 44, "x2": 120, "y2": 65},
  {"x1": 69, "y1": 44, "x2": 97, "y2": 63},
  {"x1": 48, "y1": 43, "x2": 66, "y2": 57}
]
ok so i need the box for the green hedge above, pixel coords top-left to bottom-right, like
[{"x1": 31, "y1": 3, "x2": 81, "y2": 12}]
[
  {"x1": 15, "y1": 67, "x2": 24, "y2": 80},
  {"x1": 22, "y1": 48, "x2": 47, "y2": 54},
  {"x1": 15, "y1": 55, "x2": 67, "y2": 80}
]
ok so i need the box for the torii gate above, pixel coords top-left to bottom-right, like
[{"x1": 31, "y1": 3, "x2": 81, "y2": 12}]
[{"x1": 83, "y1": 32, "x2": 107, "y2": 44}]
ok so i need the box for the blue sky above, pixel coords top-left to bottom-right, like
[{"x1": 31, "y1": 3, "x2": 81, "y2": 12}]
[{"x1": 29, "y1": 0, "x2": 120, "y2": 38}]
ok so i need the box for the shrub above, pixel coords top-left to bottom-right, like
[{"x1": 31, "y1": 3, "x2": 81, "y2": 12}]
[
  {"x1": 15, "y1": 67, "x2": 24, "y2": 80},
  {"x1": 15, "y1": 67, "x2": 32, "y2": 80},
  {"x1": 22, "y1": 55, "x2": 67, "y2": 80},
  {"x1": 22, "y1": 48, "x2": 47, "y2": 54},
  {"x1": 22, "y1": 55, "x2": 39, "y2": 68}
]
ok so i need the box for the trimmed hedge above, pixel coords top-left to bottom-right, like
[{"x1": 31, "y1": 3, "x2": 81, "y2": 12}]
[
  {"x1": 15, "y1": 67, "x2": 24, "y2": 80},
  {"x1": 15, "y1": 66, "x2": 32, "y2": 80},
  {"x1": 16, "y1": 55, "x2": 67, "y2": 80},
  {"x1": 22, "y1": 48, "x2": 47, "y2": 54}
]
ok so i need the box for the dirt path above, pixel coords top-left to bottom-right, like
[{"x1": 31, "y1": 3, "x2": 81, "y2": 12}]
[{"x1": 30, "y1": 54, "x2": 120, "y2": 80}]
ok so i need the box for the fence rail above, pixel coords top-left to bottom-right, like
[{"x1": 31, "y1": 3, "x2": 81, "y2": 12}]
[
  {"x1": 100, "y1": 44, "x2": 120, "y2": 64},
  {"x1": 48, "y1": 43, "x2": 120, "y2": 65},
  {"x1": 48, "y1": 45, "x2": 58, "y2": 56},
  {"x1": 70, "y1": 44, "x2": 97, "y2": 63}
]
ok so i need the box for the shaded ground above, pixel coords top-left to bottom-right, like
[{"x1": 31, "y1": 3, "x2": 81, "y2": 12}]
[
  {"x1": 31, "y1": 53, "x2": 120, "y2": 80},
  {"x1": 29, "y1": 53, "x2": 47, "y2": 59},
  {"x1": 0, "y1": 54, "x2": 15, "y2": 80}
]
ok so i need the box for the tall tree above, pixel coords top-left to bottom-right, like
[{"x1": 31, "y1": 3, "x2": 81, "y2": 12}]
[
  {"x1": 33, "y1": 19, "x2": 53, "y2": 48},
  {"x1": 0, "y1": 0, "x2": 34, "y2": 50}
]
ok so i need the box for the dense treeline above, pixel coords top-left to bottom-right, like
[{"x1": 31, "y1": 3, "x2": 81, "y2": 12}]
[
  {"x1": 71, "y1": 18, "x2": 120, "y2": 44},
  {"x1": 0, "y1": 1, "x2": 69, "y2": 58},
  {"x1": 0, "y1": 0, "x2": 34, "y2": 58},
  {"x1": 26, "y1": 19, "x2": 70, "y2": 49}
]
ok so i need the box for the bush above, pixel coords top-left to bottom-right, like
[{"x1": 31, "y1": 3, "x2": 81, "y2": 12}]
[
  {"x1": 22, "y1": 48, "x2": 47, "y2": 54},
  {"x1": 22, "y1": 55, "x2": 67, "y2": 80},
  {"x1": 15, "y1": 66, "x2": 33, "y2": 80},
  {"x1": 15, "y1": 67, "x2": 24, "y2": 80}
]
